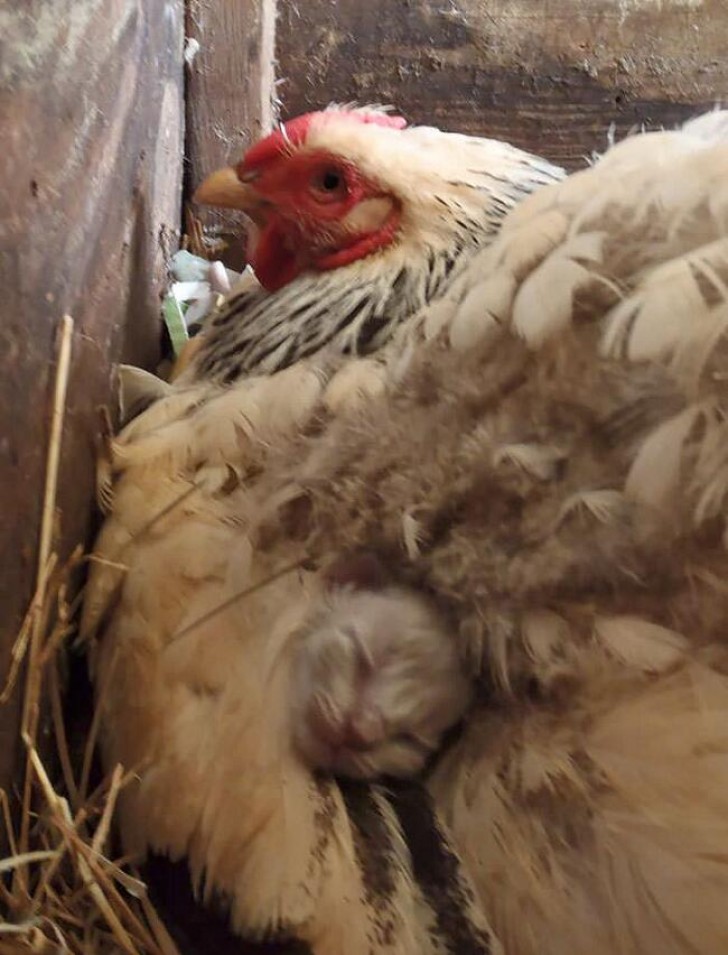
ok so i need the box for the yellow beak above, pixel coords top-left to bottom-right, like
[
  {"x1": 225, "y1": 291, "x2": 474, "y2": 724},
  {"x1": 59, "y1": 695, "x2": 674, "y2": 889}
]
[{"x1": 193, "y1": 167, "x2": 267, "y2": 222}]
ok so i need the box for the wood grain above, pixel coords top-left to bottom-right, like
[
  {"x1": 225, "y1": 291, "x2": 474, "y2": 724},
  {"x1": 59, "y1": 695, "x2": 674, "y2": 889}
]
[
  {"x1": 277, "y1": 0, "x2": 728, "y2": 169},
  {"x1": 0, "y1": 0, "x2": 184, "y2": 798},
  {"x1": 185, "y1": 0, "x2": 276, "y2": 257}
]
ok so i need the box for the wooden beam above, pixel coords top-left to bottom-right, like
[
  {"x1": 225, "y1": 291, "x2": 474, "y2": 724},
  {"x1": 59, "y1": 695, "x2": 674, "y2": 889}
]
[
  {"x1": 276, "y1": 0, "x2": 728, "y2": 170},
  {"x1": 0, "y1": 0, "x2": 184, "y2": 798},
  {"x1": 185, "y1": 0, "x2": 277, "y2": 259}
]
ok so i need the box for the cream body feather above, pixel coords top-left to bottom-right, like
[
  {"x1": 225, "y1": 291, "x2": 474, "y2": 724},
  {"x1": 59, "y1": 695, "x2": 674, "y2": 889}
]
[{"x1": 84, "y1": 110, "x2": 728, "y2": 953}]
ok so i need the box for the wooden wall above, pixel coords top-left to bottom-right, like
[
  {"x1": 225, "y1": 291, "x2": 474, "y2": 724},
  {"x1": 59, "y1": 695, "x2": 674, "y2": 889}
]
[
  {"x1": 0, "y1": 1, "x2": 185, "y2": 795},
  {"x1": 185, "y1": 0, "x2": 277, "y2": 259},
  {"x1": 277, "y1": 0, "x2": 728, "y2": 169}
]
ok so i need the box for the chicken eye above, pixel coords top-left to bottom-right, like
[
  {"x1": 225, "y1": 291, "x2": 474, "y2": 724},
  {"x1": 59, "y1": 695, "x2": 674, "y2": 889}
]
[{"x1": 310, "y1": 168, "x2": 347, "y2": 201}]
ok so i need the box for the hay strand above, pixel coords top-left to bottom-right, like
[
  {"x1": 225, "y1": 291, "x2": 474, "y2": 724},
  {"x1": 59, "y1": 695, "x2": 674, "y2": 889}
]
[
  {"x1": 0, "y1": 851, "x2": 59, "y2": 876},
  {"x1": 18, "y1": 312, "x2": 74, "y2": 886},
  {"x1": 39, "y1": 314, "x2": 74, "y2": 581},
  {"x1": 0, "y1": 313, "x2": 182, "y2": 953},
  {"x1": 48, "y1": 659, "x2": 78, "y2": 810}
]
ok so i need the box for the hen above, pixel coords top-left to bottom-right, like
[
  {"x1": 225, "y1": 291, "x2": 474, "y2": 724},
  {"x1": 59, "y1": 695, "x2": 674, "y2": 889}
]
[{"x1": 83, "y1": 106, "x2": 728, "y2": 955}]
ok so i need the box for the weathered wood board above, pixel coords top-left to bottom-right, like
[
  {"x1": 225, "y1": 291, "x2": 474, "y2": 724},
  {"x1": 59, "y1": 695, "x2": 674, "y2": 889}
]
[
  {"x1": 0, "y1": 0, "x2": 184, "y2": 795},
  {"x1": 277, "y1": 0, "x2": 728, "y2": 169},
  {"x1": 185, "y1": 0, "x2": 276, "y2": 259}
]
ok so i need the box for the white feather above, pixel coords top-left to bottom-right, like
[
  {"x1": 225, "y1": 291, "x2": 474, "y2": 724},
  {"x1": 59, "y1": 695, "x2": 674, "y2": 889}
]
[
  {"x1": 512, "y1": 233, "x2": 606, "y2": 346},
  {"x1": 401, "y1": 510, "x2": 424, "y2": 559},
  {"x1": 556, "y1": 489, "x2": 628, "y2": 527},
  {"x1": 448, "y1": 274, "x2": 515, "y2": 352},
  {"x1": 521, "y1": 610, "x2": 571, "y2": 664},
  {"x1": 323, "y1": 358, "x2": 387, "y2": 414},
  {"x1": 594, "y1": 615, "x2": 688, "y2": 673},
  {"x1": 493, "y1": 443, "x2": 566, "y2": 481},
  {"x1": 421, "y1": 296, "x2": 458, "y2": 342},
  {"x1": 624, "y1": 405, "x2": 703, "y2": 512},
  {"x1": 601, "y1": 245, "x2": 728, "y2": 367}
]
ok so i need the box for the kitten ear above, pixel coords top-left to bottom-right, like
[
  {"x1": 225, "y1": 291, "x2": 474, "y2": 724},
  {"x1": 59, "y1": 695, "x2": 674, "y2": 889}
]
[{"x1": 323, "y1": 552, "x2": 388, "y2": 592}]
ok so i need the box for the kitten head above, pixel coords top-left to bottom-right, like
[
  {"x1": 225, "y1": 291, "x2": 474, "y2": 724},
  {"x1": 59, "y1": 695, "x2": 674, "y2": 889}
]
[{"x1": 290, "y1": 555, "x2": 472, "y2": 778}]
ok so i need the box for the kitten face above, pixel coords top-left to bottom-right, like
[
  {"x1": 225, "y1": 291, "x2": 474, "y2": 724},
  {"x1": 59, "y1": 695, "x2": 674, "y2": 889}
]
[{"x1": 290, "y1": 585, "x2": 472, "y2": 779}]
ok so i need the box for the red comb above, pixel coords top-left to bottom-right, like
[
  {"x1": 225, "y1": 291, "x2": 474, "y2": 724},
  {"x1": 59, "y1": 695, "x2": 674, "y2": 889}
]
[{"x1": 239, "y1": 109, "x2": 408, "y2": 175}]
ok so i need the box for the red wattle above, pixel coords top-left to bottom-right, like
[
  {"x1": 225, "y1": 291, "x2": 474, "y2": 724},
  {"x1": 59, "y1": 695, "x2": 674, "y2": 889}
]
[
  {"x1": 251, "y1": 220, "x2": 303, "y2": 292},
  {"x1": 251, "y1": 207, "x2": 401, "y2": 291}
]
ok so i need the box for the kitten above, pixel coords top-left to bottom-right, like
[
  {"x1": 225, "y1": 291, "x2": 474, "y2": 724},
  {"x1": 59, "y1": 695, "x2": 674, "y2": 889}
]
[{"x1": 290, "y1": 554, "x2": 472, "y2": 779}]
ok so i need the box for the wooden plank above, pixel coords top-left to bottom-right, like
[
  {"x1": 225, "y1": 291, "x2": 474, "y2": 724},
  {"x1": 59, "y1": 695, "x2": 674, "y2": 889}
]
[
  {"x1": 185, "y1": 0, "x2": 277, "y2": 260},
  {"x1": 0, "y1": 0, "x2": 184, "y2": 798},
  {"x1": 276, "y1": 0, "x2": 728, "y2": 169}
]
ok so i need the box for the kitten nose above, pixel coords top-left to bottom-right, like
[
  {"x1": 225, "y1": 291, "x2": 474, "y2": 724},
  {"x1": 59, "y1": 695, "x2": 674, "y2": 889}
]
[
  {"x1": 344, "y1": 710, "x2": 385, "y2": 750},
  {"x1": 307, "y1": 698, "x2": 384, "y2": 750}
]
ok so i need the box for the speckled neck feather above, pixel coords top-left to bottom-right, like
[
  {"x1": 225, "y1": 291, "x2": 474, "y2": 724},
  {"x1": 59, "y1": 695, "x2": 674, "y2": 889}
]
[{"x1": 185, "y1": 131, "x2": 562, "y2": 384}]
